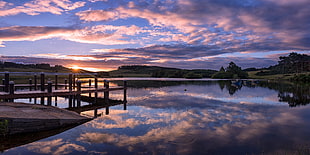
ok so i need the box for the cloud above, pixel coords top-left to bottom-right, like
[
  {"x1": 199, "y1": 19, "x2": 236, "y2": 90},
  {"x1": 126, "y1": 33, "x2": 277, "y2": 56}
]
[
  {"x1": 76, "y1": 10, "x2": 119, "y2": 22},
  {"x1": 0, "y1": 0, "x2": 86, "y2": 16},
  {"x1": 26, "y1": 138, "x2": 86, "y2": 155},
  {"x1": 0, "y1": 25, "x2": 144, "y2": 46},
  {"x1": 75, "y1": 0, "x2": 310, "y2": 50}
]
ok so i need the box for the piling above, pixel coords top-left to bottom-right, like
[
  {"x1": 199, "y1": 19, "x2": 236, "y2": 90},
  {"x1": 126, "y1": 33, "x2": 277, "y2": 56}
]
[
  {"x1": 40, "y1": 97, "x2": 44, "y2": 105},
  {"x1": 89, "y1": 79, "x2": 92, "y2": 97},
  {"x1": 76, "y1": 80, "x2": 82, "y2": 107},
  {"x1": 94, "y1": 78, "x2": 98, "y2": 89},
  {"x1": 104, "y1": 80, "x2": 109, "y2": 103},
  {"x1": 77, "y1": 80, "x2": 81, "y2": 92},
  {"x1": 29, "y1": 78, "x2": 32, "y2": 91},
  {"x1": 69, "y1": 74, "x2": 73, "y2": 91},
  {"x1": 123, "y1": 81, "x2": 127, "y2": 102},
  {"x1": 106, "y1": 106, "x2": 109, "y2": 115},
  {"x1": 55, "y1": 74, "x2": 58, "y2": 90},
  {"x1": 2, "y1": 79, "x2": 4, "y2": 91},
  {"x1": 40, "y1": 73, "x2": 45, "y2": 91},
  {"x1": 34, "y1": 74, "x2": 37, "y2": 90},
  {"x1": 4, "y1": 72, "x2": 9, "y2": 92},
  {"x1": 9, "y1": 81, "x2": 14, "y2": 95},
  {"x1": 47, "y1": 81, "x2": 52, "y2": 93},
  {"x1": 73, "y1": 74, "x2": 76, "y2": 89},
  {"x1": 64, "y1": 79, "x2": 68, "y2": 89}
]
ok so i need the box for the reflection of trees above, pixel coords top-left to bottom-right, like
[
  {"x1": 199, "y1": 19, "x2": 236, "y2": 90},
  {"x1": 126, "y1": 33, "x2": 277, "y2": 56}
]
[
  {"x1": 258, "y1": 81, "x2": 310, "y2": 107},
  {"x1": 217, "y1": 80, "x2": 242, "y2": 95}
]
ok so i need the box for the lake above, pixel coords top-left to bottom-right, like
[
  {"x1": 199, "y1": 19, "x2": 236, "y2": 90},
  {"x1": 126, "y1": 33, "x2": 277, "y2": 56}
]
[{"x1": 1, "y1": 79, "x2": 310, "y2": 155}]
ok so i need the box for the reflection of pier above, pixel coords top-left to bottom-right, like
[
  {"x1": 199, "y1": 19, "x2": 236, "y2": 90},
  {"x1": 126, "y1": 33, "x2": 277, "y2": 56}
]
[{"x1": 67, "y1": 96, "x2": 127, "y2": 117}]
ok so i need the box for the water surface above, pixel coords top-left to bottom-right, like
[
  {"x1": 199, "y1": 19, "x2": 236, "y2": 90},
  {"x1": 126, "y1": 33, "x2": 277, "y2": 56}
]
[{"x1": 2, "y1": 79, "x2": 310, "y2": 155}]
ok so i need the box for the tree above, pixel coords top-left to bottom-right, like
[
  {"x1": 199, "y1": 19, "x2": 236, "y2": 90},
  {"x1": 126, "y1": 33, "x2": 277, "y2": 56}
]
[{"x1": 212, "y1": 62, "x2": 248, "y2": 79}]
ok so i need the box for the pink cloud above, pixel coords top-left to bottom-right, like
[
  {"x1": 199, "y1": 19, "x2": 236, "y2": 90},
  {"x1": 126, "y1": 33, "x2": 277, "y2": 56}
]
[
  {"x1": 76, "y1": 10, "x2": 119, "y2": 22},
  {"x1": 0, "y1": 25, "x2": 145, "y2": 46},
  {"x1": 0, "y1": 0, "x2": 86, "y2": 16}
]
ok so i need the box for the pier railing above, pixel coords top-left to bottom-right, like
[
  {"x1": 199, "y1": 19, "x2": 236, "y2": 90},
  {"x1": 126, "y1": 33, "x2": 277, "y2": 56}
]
[{"x1": 0, "y1": 72, "x2": 127, "y2": 104}]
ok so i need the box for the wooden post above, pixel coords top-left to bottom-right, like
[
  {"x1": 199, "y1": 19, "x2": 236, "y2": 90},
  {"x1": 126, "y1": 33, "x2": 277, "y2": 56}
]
[
  {"x1": 40, "y1": 73, "x2": 45, "y2": 91},
  {"x1": 64, "y1": 79, "x2": 68, "y2": 89},
  {"x1": 94, "y1": 78, "x2": 98, "y2": 89},
  {"x1": 4, "y1": 72, "x2": 9, "y2": 92},
  {"x1": 76, "y1": 80, "x2": 82, "y2": 107},
  {"x1": 2, "y1": 79, "x2": 4, "y2": 91},
  {"x1": 55, "y1": 96, "x2": 58, "y2": 106},
  {"x1": 104, "y1": 80, "x2": 109, "y2": 103},
  {"x1": 47, "y1": 96, "x2": 52, "y2": 106},
  {"x1": 89, "y1": 79, "x2": 92, "y2": 97},
  {"x1": 55, "y1": 74, "x2": 58, "y2": 90},
  {"x1": 106, "y1": 106, "x2": 109, "y2": 115},
  {"x1": 69, "y1": 95, "x2": 73, "y2": 108},
  {"x1": 69, "y1": 74, "x2": 73, "y2": 91},
  {"x1": 77, "y1": 80, "x2": 81, "y2": 92},
  {"x1": 123, "y1": 80, "x2": 127, "y2": 102},
  {"x1": 9, "y1": 81, "x2": 14, "y2": 94},
  {"x1": 29, "y1": 78, "x2": 32, "y2": 91},
  {"x1": 40, "y1": 97, "x2": 44, "y2": 105},
  {"x1": 34, "y1": 74, "x2": 37, "y2": 90},
  {"x1": 73, "y1": 74, "x2": 76, "y2": 89},
  {"x1": 47, "y1": 81, "x2": 52, "y2": 93},
  {"x1": 94, "y1": 109, "x2": 98, "y2": 118}
]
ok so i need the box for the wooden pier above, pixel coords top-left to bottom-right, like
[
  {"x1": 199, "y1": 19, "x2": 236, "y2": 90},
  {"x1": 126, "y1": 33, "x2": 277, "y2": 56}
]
[{"x1": 0, "y1": 72, "x2": 127, "y2": 103}]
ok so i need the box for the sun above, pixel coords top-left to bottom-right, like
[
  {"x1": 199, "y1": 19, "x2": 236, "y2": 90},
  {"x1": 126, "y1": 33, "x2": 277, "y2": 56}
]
[{"x1": 70, "y1": 65, "x2": 81, "y2": 71}]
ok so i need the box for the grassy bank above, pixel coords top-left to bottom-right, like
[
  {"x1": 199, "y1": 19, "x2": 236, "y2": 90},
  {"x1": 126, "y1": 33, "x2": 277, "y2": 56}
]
[{"x1": 248, "y1": 71, "x2": 310, "y2": 80}]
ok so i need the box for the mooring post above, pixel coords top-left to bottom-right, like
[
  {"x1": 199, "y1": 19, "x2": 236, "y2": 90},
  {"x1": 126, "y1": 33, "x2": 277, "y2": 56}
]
[
  {"x1": 9, "y1": 81, "x2": 14, "y2": 94},
  {"x1": 64, "y1": 79, "x2": 68, "y2": 89},
  {"x1": 76, "y1": 80, "x2": 82, "y2": 107},
  {"x1": 73, "y1": 74, "x2": 76, "y2": 89},
  {"x1": 47, "y1": 96, "x2": 52, "y2": 106},
  {"x1": 104, "y1": 80, "x2": 109, "y2": 103},
  {"x1": 69, "y1": 74, "x2": 73, "y2": 91},
  {"x1": 40, "y1": 97, "x2": 44, "y2": 105},
  {"x1": 4, "y1": 72, "x2": 9, "y2": 92},
  {"x1": 40, "y1": 73, "x2": 45, "y2": 91},
  {"x1": 34, "y1": 74, "x2": 37, "y2": 90},
  {"x1": 47, "y1": 81, "x2": 52, "y2": 93},
  {"x1": 55, "y1": 96, "x2": 58, "y2": 106},
  {"x1": 123, "y1": 80, "x2": 127, "y2": 102},
  {"x1": 2, "y1": 79, "x2": 4, "y2": 91},
  {"x1": 29, "y1": 78, "x2": 32, "y2": 91},
  {"x1": 68, "y1": 95, "x2": 73, "y2": 108},
  {"x1": 77, "y1": 80, "x2": 81, "y2": 92},
  {"x1": 55, "y1": 74, "x2": 58, "y2": 90},
  {"x1": 94, "y1": 109, "x2": 98, "y2": 118},
  {"x1": 106, "y1": 106, "x2": 109, "y2": 115},
  {"x1": 89, "y1": 79, "x2": 92, "y2": 97},
  {"x1": 94, "y1": 78, "x2": 98, "y2": 89}
]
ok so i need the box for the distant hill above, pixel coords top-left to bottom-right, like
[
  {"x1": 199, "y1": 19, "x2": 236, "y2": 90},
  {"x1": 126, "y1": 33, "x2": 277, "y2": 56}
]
[
  {"x1": 0, "y1": 61, "x2": 90, "y2": 73},
  {"x1": 108, "y1": 65, "x2": 217, "y2": 78}
]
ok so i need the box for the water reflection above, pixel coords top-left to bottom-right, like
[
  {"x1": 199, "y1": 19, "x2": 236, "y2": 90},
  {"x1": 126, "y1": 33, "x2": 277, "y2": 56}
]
[{"x1": 2, "y1": 80, "x2": 310, "y2": 154}]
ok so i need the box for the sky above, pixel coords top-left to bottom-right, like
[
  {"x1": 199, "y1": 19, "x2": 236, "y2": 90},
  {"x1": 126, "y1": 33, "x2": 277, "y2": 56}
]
[{"x1": 0, "y1": 0, "x2": 309, "y2": 71}]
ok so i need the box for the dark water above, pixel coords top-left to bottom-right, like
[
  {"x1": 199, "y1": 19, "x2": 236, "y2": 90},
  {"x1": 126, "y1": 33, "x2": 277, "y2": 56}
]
[{"x1": 2, "y1": 79, "x2": 310, "y2": 155}]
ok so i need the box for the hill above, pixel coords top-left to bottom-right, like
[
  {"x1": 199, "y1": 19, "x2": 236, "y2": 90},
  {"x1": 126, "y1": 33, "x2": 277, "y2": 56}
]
[
  {"x1": 0, "y1": 61, "x2": 90, "y2": 73},
  {"x1": 108, "y1": 65, "x2": 217, "y2": 78}
]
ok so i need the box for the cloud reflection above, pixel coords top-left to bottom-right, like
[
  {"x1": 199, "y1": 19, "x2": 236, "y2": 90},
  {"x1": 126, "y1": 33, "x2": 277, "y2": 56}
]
[{"x1": 26, "y1": 139, "x2": 86, "y2": 155}]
